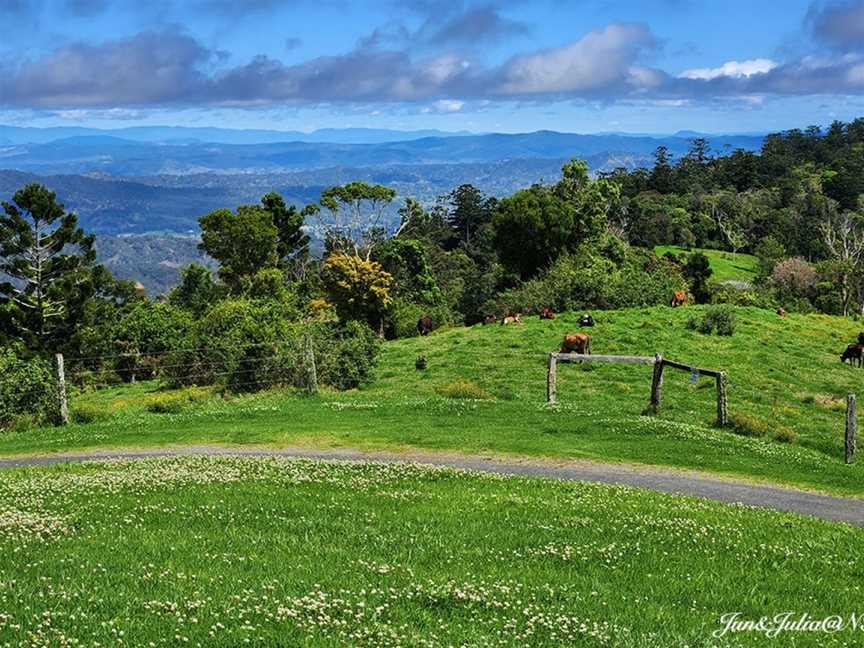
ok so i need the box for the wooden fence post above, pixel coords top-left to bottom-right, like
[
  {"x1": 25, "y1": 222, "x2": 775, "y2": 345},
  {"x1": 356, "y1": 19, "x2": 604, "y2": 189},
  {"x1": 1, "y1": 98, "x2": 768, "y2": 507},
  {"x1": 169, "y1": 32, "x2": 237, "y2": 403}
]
[
  {"x1": 54, "y1": 353, "x2": 69, "y2": 426},
  {"x1": 546, "y1": 353, "x2": 557, "y2": 404},
  {"x1": 304, "y1": 335, "x2": 318, "y2": 395},
  {"x1": 716, "y1": 372, "x2": 728, "y2": 427},
  {"x1": 649, "y1": 354, "x2": 664, "y2": 414},
  {"x1": 846, "y1": 394, "x2": 857, "y2": 464}
]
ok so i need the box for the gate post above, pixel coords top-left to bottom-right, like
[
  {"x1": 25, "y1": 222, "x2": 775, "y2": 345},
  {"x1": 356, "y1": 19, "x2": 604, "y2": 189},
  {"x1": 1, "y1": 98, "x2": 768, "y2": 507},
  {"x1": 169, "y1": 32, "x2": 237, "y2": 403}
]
[
  {"x1": 546, "y1": 353, "x2": 557, "y2": 404},
  {"x1": 716, "y1": 372, "x2": 728, "y2": 427},
  {"x1": 847, "y1": 394, "x2": 857, "y2": 464},
  {"x1": 54, "y1": 353, "x2": 69, "y2": 426},
  {"x1": 649, "y1": 354, "x2": 664, "y2": 414}
]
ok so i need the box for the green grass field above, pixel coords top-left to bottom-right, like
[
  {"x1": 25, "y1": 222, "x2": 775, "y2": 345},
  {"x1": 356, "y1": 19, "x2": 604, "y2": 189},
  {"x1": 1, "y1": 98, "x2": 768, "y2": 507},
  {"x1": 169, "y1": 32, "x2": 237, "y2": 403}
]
[
  {"x1": 2, "y1": 306, "x2": 863, "y2": 496},
  {"x1": 1, "y1": 455, "x2": 862, "y2": 647},
  {"x1": 654, "y1": 245, "x2": 760, "y2": 283}
]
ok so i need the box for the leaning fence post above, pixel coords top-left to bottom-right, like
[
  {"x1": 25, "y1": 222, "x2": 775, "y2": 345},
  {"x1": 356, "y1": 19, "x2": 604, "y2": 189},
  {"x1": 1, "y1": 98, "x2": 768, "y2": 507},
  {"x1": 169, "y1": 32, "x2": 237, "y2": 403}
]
[
  {"x1": 304, "y1": 335, "x2": 318, "y2": 395},
  {"x1": 546, "y1": 353, "x2": 557, "y2": 404},
  {"x1": 846, "y1": 394, "x2": 857, "y2": 464},
  {"x1": 715, "y1": 371, "x2": 728, "y2": 427},
  {"x1": 649, "y1": 353, "x2": 664, "y2": 414},
  {"x1": 54, "y1": 353, "x2": 69, "y2": 426}
]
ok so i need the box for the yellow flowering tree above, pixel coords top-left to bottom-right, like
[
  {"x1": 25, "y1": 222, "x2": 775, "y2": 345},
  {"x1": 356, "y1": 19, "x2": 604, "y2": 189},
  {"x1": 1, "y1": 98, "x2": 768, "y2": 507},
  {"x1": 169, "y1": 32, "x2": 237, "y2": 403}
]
[{"x1": 321, "y1": 253, "x2": 393, "y2": 331}]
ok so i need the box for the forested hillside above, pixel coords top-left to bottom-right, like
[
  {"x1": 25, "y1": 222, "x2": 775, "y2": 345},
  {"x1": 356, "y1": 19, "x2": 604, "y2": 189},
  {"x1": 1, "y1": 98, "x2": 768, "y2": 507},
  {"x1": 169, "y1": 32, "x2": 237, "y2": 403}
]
[{"x1": 1, "y1": 119, "x2": 863, "y2": 431}]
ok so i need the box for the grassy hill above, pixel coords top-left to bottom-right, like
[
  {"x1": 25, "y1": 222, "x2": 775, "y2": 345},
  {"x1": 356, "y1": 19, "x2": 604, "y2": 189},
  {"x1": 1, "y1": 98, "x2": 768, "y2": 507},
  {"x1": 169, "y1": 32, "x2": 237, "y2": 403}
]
[
  {"x1": 654, "y1": 245, "x2": 760, "y2": 283},
  {"x1": 3, "y1": 306, "x2": 864, "y2": 495},
  {"x1": 0, "y1": 455, "x2": 859, "y2": 646}
]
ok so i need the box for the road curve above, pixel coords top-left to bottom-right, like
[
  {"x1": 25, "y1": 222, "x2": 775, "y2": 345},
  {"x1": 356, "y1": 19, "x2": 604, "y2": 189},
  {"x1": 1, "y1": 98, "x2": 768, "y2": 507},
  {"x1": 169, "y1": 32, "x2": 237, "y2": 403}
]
[{"x1": 1, "y1": 445, "x2": 863, "y2": 526}]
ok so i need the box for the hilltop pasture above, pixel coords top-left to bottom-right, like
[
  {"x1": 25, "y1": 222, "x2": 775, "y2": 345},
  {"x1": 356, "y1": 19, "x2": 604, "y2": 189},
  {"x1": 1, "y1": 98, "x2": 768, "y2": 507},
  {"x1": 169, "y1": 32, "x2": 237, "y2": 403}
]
[{"x1": 3, "y1": 306, "x2": 863, "y2": 496}]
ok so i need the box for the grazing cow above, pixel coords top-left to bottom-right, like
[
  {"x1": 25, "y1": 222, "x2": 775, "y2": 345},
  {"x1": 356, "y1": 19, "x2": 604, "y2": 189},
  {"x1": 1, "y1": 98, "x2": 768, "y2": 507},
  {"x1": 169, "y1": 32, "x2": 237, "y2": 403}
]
[
  {"x1": 417, "y1": 314, "x2": 434, "y2": 336},
  {"x1": 670, "y1": 291, "x2": 688, "y2": 308},
  {"x1": 578, "y1": 313, "x2": 595, "y2": 327},
  {"x1": 483, "y1": 314, "x2": 498, "y2": 325},
  {"x1": 776, "y1": 307, "x2": 787, "y2": 317},
  {"x1": 539, "y1": 307, "x2": 556, "y2": 320},
  {"x1": 560, "y1": 333, "x2": 591, "y2": 355},
  {"x1": 501, "y1": 313, "x2": 523, "y2": 325},
  {"x1": 841, "y1": 344, "x2": 864, "y2": 368}
]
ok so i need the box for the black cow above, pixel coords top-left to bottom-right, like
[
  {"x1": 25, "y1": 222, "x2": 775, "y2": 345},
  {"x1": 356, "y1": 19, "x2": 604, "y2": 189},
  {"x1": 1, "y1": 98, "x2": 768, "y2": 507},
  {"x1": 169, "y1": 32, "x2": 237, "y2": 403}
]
[
  {"x1": 841, "y1": 344, "x2": 864, "y2": 368},
  {"x1": 417, "y1": 314, "x2": 434, "y2": 336},
  {"x1": 578, "y1": 313, "x2": 595, "y2": 327}
]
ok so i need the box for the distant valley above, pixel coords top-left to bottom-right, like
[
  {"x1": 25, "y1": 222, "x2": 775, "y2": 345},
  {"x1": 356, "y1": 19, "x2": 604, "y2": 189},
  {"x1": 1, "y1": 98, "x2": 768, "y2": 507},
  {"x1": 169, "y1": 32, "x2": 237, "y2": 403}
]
[{"x1": 0, "y1": 126, "x2": 765, "y2": 293}]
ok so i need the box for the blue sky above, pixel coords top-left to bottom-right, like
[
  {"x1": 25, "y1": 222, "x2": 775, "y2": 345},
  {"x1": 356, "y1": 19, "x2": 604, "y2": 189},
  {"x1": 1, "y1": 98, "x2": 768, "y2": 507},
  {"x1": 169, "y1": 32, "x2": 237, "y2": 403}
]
[{"x1": 2, "y1": 0, "x2": 864, "y2": 133}]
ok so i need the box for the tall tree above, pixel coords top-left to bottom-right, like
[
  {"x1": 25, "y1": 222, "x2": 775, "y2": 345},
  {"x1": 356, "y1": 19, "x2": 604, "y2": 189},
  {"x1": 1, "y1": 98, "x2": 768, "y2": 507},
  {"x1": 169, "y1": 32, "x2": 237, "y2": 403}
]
[
  {"x1": 318, "y1": 182, "x2": 396, "y2": 259},
  {"x1": 260, "y1": 192, "x2": 312, "y2": 266},
  {"x1": 820, "y1": 210, "x2": 864, "y2": 316},
  {"x1": 0, "y1": 183, "x2": 101, "y2": 353},
  {"x1": 198, "y1": 205, "x2": 279, "y2": 291},
  {"x1": 446, "y1": 184, "x2": 495, "y2": 250}
]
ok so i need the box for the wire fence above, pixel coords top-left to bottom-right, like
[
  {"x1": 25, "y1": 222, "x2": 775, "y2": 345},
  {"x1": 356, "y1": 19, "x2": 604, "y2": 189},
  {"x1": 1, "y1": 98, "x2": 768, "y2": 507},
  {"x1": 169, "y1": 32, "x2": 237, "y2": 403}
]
[{"x1": 0, "y1": 337, "x2": 858, "y2": 463}]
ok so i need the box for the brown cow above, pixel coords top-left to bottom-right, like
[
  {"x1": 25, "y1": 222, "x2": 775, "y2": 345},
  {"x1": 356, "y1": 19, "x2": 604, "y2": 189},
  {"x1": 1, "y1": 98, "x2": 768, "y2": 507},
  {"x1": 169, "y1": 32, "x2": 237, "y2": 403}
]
[
  {"x1": 483, "y1": 314, "x2": 498, "y2": 325},
  {"x1": 560, "y1": 333, "x2": 591, "y2": 355},
  {"x1": 841, "y1": 344, "x2": 864, "y2": 368},
  {"x1": 417, "y1": 314, "x2": 434, "y2": 336},
  {"x1": 670, "y1": 291, "x2": 688, "y2": 308},
  {"x1": 501, "y1": 313, "x2": 523, "y2": 325},
  {"x1": 539, "y1": 307, "x2": 556, "y2": 320},
  {"x1": 776, "y1": 307, "x2": 787, "y2": 317}
]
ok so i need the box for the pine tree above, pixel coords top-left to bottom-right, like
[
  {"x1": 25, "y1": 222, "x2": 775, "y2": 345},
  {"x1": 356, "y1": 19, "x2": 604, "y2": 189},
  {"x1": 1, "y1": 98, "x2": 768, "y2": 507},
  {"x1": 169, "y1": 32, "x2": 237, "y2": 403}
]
[{"x1": 0, "y1": 183, "x2": 101, "y2": 352}]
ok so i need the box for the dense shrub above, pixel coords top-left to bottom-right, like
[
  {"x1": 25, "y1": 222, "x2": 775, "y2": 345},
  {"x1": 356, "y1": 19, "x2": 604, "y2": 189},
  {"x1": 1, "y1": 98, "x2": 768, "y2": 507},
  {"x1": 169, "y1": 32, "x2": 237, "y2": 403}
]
[
  {"x1": 772, "y1": 257, "x2": 817, "y2": 299},
  {"x1": 0, "y1": 348, "x2": 55, "y2": 428},
  {"x1": 163, "y1": 298, "x2": 380, "y2": 393},
  {"x1": 314, "y1": 320, "x2": 381, "y2": 390},
  {"x1": 486, "y1": 247, "x2": 686, "y2": 315},
  {"x1": 686, "y1": 305, "x2": 737, "y2": 336},
  {"x1": 387, "y1": 299, "x2": 455, "y2": 339},
  {"x1": 111, "y1": 302, "x2": 194, "y2": 382},
  {"x1": 165, "y1": 298, "x2": 301, "y2": 390}
]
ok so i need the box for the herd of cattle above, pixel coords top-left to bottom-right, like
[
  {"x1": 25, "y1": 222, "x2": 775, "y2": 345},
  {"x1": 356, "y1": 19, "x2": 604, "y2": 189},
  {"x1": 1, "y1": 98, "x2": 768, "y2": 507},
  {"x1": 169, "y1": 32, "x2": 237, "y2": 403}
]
[{"x1": 416, "y1": 295, "x2": 864, "y2": 367}]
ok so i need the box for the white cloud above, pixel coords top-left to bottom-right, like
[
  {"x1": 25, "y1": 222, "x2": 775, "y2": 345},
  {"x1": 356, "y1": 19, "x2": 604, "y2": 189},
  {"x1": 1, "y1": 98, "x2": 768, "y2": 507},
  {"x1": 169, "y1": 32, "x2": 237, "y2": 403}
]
[
  {"x1": 678, "y1": 58, "x2": 778, "y2": 81},
  {"x1": 496, "y1": 23, "x2": 658, "y2": 95},
  {"x1": 431, "y1": 99, "x2": 465, "y2": 112}
]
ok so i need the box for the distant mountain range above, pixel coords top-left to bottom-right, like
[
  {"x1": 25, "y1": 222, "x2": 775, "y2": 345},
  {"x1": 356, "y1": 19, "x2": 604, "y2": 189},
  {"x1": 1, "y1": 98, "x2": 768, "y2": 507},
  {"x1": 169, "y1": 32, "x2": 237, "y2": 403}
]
[
  {"x1": 0, "y1": 126, "x2": 767, "y2": 293},
  {"x1": 0, "y1": 129, "x2": 764, "y2": 177},
  {"x1": 0, "y1": 126, "x2": 474, "y2": 146}
]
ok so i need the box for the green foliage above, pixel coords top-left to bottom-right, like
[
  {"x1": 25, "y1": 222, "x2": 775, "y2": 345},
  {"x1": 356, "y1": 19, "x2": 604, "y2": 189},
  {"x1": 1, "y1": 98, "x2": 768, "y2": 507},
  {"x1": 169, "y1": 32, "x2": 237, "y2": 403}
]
[
  {"x1": 111, "y1": 301, "x2": 194, "y2": 382},
  {"x1": 687, "y1": 305, "x2": 737, "y2": 336},
  {"x1": 168, "y1": 263, "x2": 223, "y2": 317},
  {"x1": 488, "y1": 247, "x2": 685, "y2": 315},
  {"x1": 318, "y1": 182, "x2": 396, "y2": 256},
  {"x1": 445, "y1": 184, "x2": 496, "y2": 250},
  {"x1": 372, "y1": 238, "x2": 441, "y2": 305},
  {"x1": 493, "y1": 159, "x2": 617, "y2": 279},
  {"x1": 198, "y1": 204, "x2": 279, "y2": 291},
  {"x1": 314, "y1": 320, "x2": 381, "y2": 390},
  {"x1": 261, "y1": 192, "x2": 311, "y2": 266},
  {"x1": 0, "y1": 347, "x2": 54, "y2": 428},
  {"x1": 0, "y1": 183, "x2": 104, "y2": 353},
  {"x1": 70, "y1": 403, "x2": 107, "y2": 424},
  {"x1": 682, "y1": 252, "x2": 713, "y2": 304}
]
